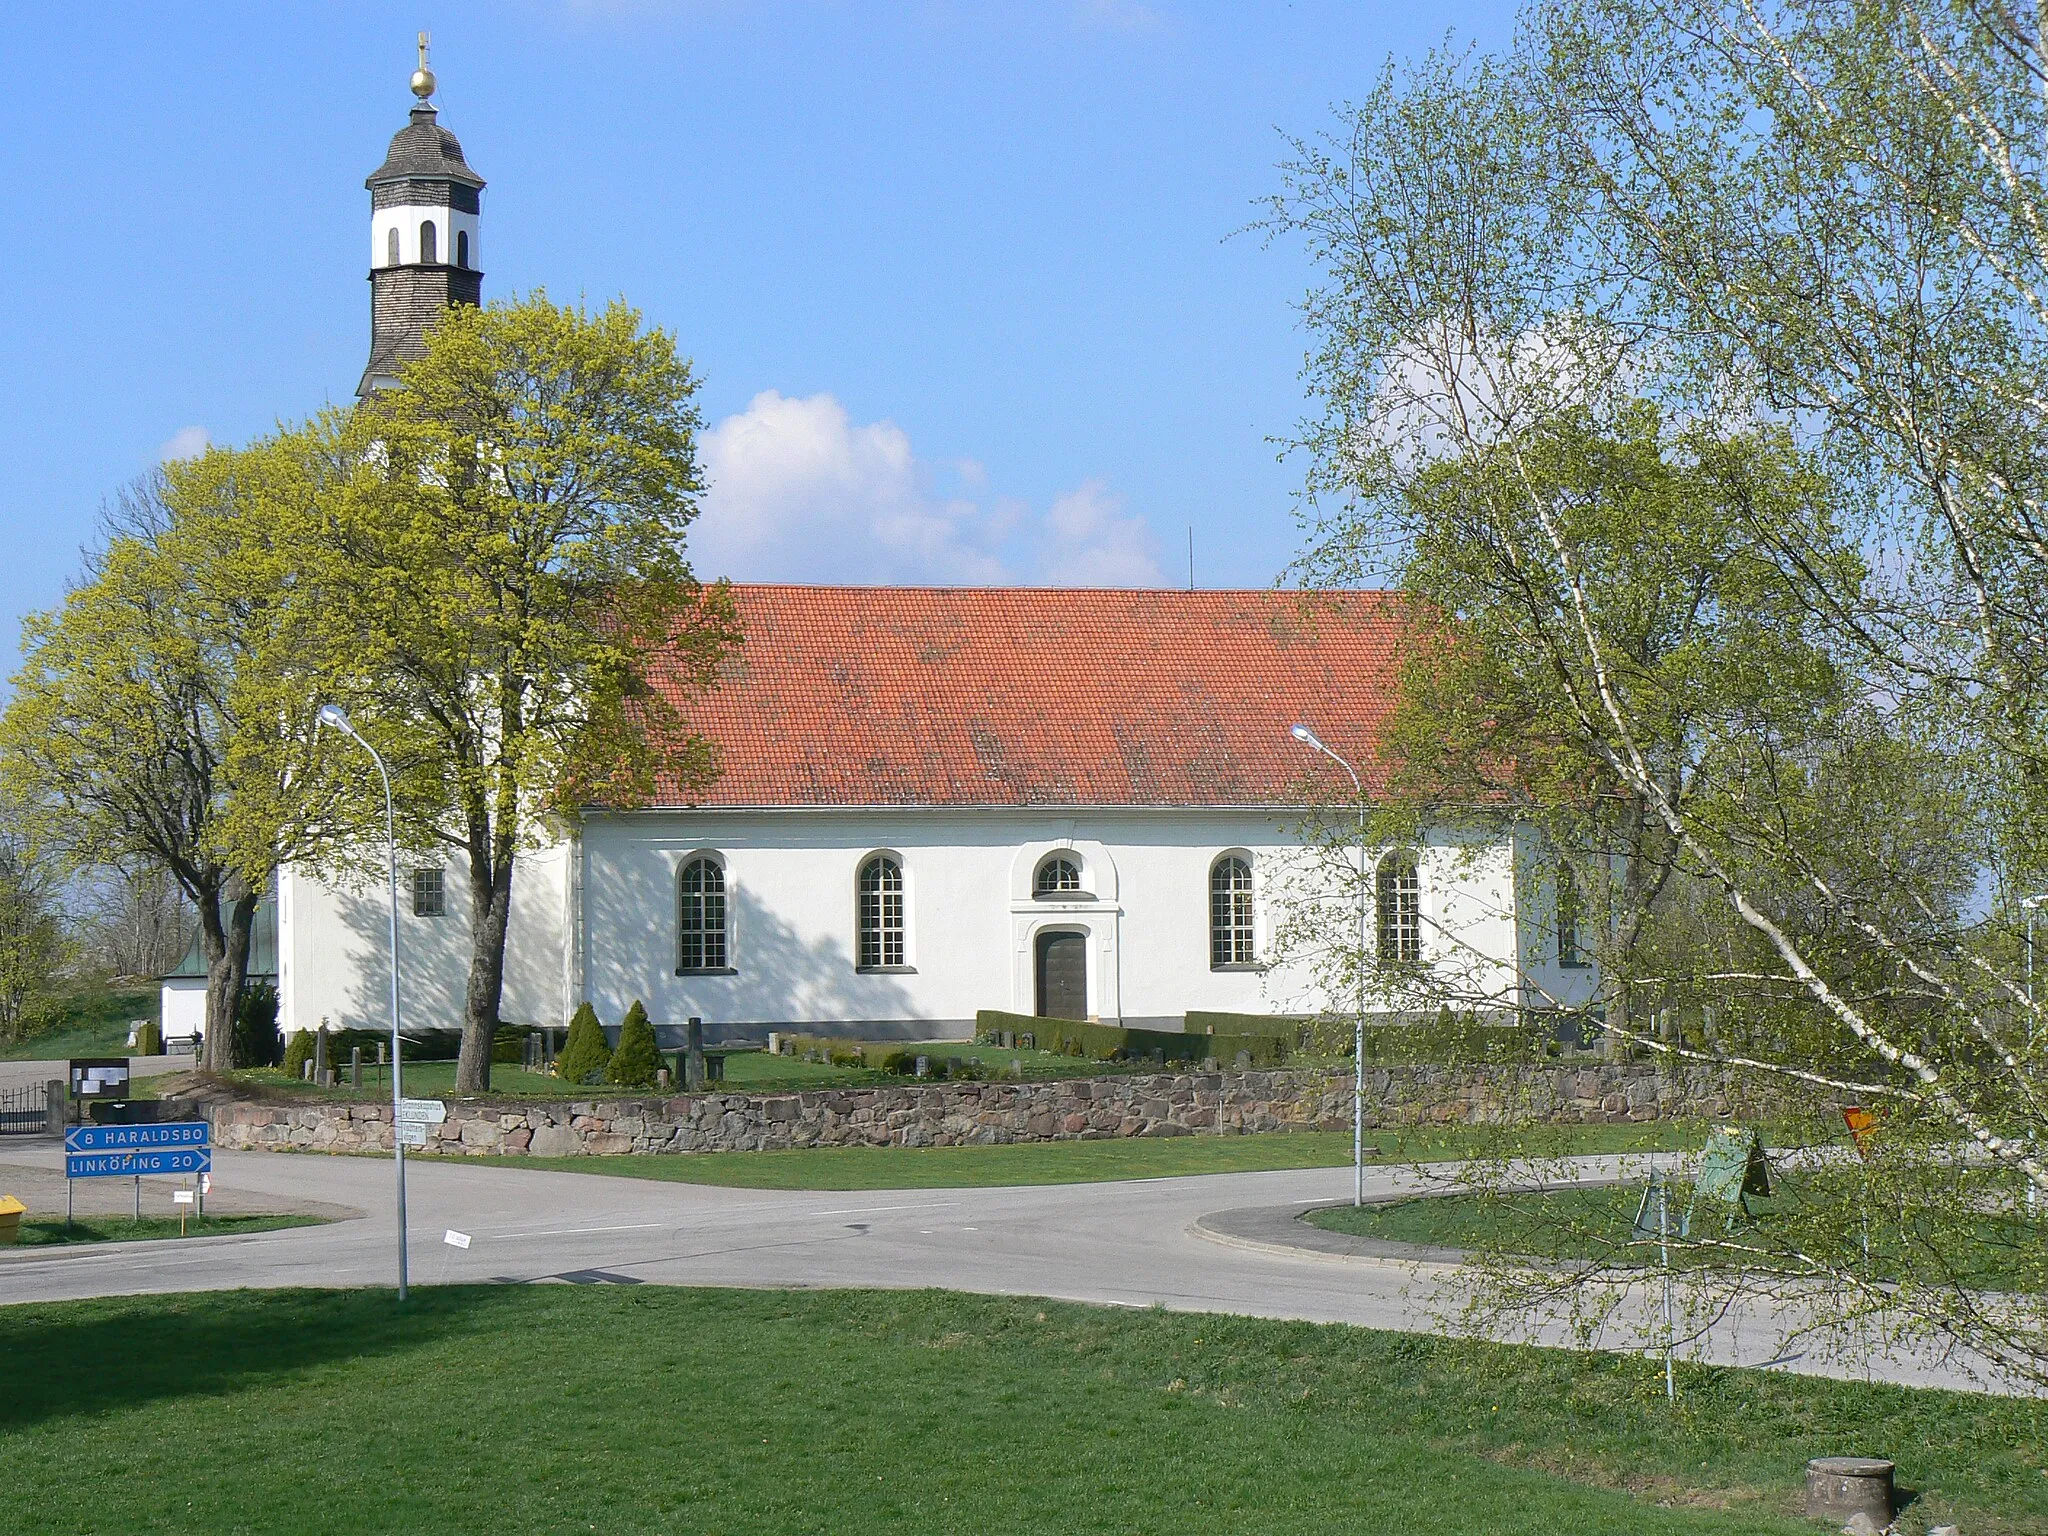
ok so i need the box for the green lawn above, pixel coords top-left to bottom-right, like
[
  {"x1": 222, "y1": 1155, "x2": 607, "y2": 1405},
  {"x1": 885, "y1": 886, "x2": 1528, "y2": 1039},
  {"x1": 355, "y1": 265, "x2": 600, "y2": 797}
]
[
  {"x1": 1, "y1": 1287, "x2": 2039, "y2": 1534},
  {"x1": 9, "y1": 1213, "x2": 327, "y2": 1247},
  {"x1": 1307, "y1": 1181, "x2": 2048, "y2": 1291},
  {"x1": 0, "y1": 985, "x2": 156, "y2": 1062},
  {"x1": 448, "y1": 1122, "x2": 1704, "y2": 1190}
]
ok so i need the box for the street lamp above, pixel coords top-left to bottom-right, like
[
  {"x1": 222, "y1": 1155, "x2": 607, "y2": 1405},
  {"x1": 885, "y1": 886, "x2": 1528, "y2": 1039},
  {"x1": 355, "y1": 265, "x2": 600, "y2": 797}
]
[
  {"x1": 316, "y1": 704, "x2": 409, "y2": 1301},
  {"x1": 1292, "y1": 723, "x2": 1369, "y2": 1207},
  {"x1": 2026, "y1": 894, "x2": 2048, "y2": 1013}
]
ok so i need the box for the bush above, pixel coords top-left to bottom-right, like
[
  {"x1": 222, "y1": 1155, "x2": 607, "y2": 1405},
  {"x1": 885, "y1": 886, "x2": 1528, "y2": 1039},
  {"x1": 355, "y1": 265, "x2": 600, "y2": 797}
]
[
  {"x1": 231, "y1": 982, "x2": 278, "y2": 1068},
  {"x1": 556, "y1": 1002, "x2": 611, "y2": 1086},
  {"x1": 280, "y1": 1029, "x2": 315, "y2": 1080},
  {"x1": 132, "y1": 1019, "x2": 163, "y2": 1056},
  {"x1": 607, "y1": 1000, "x2": 663, "y2": 1088}
]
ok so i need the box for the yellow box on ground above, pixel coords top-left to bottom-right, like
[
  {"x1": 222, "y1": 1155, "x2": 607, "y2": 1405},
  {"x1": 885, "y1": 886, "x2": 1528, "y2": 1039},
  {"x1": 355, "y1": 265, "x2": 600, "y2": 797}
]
[{"x1": 0, "y1": 1195, "x2": 25, "y2": 1244}]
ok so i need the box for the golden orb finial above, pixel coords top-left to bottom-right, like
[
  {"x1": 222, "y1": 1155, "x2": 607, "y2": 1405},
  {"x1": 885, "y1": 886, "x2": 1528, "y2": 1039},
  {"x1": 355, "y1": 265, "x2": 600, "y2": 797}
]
[{"x1": 410, "y1": 31, "x2": 436, "y2": 102}]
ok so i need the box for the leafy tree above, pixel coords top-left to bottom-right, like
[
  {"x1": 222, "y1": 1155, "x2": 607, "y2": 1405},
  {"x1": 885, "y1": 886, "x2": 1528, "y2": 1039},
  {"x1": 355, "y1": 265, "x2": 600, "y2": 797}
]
[
  {"x1": 308, "y1": 295, "x2": 738, "y2": 1092},
  {"x1": 0, "y1": 812, "x2": 66, "y2": 1043},
  {"x1": 0, "y1": 453, "x2": 353, "y2": 1071},
  {"x1": 1265, "y1": 6, "x2": 2048, "y2": 1383},
  {"x1": 556, "y1": 1002, "x2": 611, "y2": 1087},
  {"x1": 606, "y1": 999, "x2": 662, "y2": 1088}
]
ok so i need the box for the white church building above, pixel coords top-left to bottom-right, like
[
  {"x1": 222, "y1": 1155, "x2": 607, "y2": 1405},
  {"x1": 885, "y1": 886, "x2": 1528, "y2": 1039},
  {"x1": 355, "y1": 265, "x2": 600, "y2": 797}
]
[{"x1": 271, "y1": 68, "x2": 1598, "y2": 1047}]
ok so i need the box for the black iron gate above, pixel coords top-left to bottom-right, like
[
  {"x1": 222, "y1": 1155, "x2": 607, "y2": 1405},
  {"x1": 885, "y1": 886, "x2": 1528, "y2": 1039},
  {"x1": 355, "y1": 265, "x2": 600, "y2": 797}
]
[{"x1": 0, "y1": 1083, "x2": 49, "y2": 1135}]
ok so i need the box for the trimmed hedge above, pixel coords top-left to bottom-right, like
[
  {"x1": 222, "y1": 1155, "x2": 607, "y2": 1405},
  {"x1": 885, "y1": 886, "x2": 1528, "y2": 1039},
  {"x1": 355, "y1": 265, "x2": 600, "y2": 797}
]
[
  {"x1": 973, "y1": 1010, "x2": 1291, "y2": 1068},
  {"x1": 132, "y1": 1019, "x2": 163, "y2": 1057}
]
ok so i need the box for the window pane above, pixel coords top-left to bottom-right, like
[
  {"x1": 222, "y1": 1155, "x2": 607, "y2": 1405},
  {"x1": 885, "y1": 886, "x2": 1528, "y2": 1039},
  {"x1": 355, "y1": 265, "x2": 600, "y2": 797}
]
[
  {"x1": 678, "y1": 857, "x2": 726, "y2": 971},
  {"x1": 1210, "y1": 856, "x2": 1254, "y2": 966},
  {"x1": 1036, "y1": 856, "x2": 1081, "y2": 894},
  {"x1": 411, "y1": 868, "x2": 444, "y2": 918},
  {"x1": 858, "y1": 856, "x2": 905, "y2": 968},
  {"x1": 1376, "y1": 856, "x2": 1420, "y2": 964}
]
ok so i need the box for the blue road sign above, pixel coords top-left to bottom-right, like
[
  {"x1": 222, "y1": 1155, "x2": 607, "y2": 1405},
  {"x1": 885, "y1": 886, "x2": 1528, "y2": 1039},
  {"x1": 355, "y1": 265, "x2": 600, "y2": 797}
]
[
  {"x1": 65, "y1": 1121, "x2": 210, "y2": 1153},
  {"x1": 66, "y1": 1147, "x2": 211, "y2": 1179},
  {"x1": 63, "y1": 1122, "x2": 212, "y2": 1180}
]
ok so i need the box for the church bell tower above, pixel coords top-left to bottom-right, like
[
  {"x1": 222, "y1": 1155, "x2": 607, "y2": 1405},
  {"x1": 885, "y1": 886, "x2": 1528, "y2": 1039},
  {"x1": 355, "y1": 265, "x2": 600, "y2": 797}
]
[{"x1": 359, "y1": 36, "x2": 485, "y2": 398}]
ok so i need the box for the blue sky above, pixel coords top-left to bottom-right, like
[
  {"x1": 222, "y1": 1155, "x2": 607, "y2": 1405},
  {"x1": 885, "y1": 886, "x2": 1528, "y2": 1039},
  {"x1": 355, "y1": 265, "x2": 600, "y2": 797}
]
[{"x1": 1, "y1": 1, "x2": 1514, "y2": 670}]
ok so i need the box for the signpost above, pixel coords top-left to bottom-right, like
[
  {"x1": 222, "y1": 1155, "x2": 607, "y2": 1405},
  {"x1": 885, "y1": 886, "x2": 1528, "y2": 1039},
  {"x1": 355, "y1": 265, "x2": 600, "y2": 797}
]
[
  {"x1": 395, "y1": 1097, "x2": 444, "y2": 1148},
  {"x1": 61, "y1": 1121, "x2": 212, "y2": 1226}
]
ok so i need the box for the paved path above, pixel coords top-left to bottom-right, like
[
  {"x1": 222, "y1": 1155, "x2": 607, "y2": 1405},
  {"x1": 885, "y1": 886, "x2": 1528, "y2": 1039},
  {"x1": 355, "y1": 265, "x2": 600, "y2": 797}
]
[{"x1": 0, "y1": 1140, "x2": 2011, "y2": 1394}]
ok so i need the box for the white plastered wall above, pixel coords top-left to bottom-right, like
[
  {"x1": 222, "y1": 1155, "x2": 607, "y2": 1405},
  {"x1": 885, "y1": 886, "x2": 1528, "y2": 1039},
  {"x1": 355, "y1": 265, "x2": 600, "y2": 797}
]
[
  {"x1": 278, "y1": 842, "x2": 568, "y2": 1037},
  {"x1": 574, "y1": 809, "x2": 1533, "y2": 1039},
  {"x1": 371, "y1": 203, "x2": 481, "y2": 269}
]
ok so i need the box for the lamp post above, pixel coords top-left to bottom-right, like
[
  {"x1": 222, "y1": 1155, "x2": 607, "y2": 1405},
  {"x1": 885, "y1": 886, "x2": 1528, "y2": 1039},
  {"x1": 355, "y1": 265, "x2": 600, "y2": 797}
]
[
  {"x1": 1292, "y1": 723, "x2": 1369, "y2": 1207},
  {"x1": 316, "y1": 704, "x2": 409, "y2": 1301},
  {"x1": 2026, "y1": 894, "x2": 2048, "y2": 1015}
]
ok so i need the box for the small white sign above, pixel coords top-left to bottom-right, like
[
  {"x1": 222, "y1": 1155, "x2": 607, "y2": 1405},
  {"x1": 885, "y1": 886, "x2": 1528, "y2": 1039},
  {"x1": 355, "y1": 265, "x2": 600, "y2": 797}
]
[
  {"x1": 396, "y1": 1122, "x2": 428, "y2": 1147},
  {"x1": 443, "y1": 1229, "x2": 471, "y2": 1249},
  {"x1": 172, "y1": 1190, "x2": 194, "y2": 1205},
  {"x1": 199, "y1": 1173, "x2": 211, "y2": 1196},
  {"x1": 396, "y1": 1097, "x2": 447, "y2": 1125}
]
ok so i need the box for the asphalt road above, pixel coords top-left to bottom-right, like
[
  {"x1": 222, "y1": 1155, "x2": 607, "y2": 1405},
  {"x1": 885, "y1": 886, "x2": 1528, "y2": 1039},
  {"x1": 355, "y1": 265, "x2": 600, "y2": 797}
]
[{"x1": 0, "y1": 1139, "x2": 2011, "y2": 1394}]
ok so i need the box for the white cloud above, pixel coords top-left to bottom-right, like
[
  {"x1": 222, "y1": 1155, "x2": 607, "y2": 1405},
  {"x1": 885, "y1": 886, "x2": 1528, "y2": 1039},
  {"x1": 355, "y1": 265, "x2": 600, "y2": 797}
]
[
  {"x1": 158, "y1": 426, "x2": 210, "y2": 462},
  {"x1": 1041, "y1": 478, "x2": 1163, "y2": 586},
  {"x1": 694, "y1": 389, "x2": 1163, "y2": 587}
]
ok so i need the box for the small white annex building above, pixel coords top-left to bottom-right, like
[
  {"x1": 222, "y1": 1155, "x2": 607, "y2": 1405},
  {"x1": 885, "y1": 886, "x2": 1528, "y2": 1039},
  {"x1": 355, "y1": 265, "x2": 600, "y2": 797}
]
[{"x1": 277, "y1": 586, "x2": 1599, "y2": 1045}]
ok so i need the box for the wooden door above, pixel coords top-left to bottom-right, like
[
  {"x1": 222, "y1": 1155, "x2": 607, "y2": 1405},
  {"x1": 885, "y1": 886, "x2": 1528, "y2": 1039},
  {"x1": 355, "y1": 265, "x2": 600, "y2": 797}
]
[{"x1": 1035, "y1": 929, "x2": 1088, "y2": 1022}]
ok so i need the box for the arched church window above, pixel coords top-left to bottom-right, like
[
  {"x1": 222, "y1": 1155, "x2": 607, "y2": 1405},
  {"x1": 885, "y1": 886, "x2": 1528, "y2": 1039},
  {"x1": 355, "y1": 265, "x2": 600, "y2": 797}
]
[
  {"x1": 1210, "y1": 855, "x2": 1255, "y2": 966},
  {"x1": 386, "y1": 227, "x2": 401, "y2": 267},
  {"x1": 1376, "y1": 853, "x2": 1421, "y2": 965},
  {"x1": 456, "y1": 229, "x2": 469, "y2": 268},
  {"x1": 857, "y1": 855, "x2": 905, "y2": 969},
  {"x1": 676, "y1": 856, "x2": 728, "y2": 973},
  {"x1": 419, "y1": 219, "x2": 437, "y2": 264},
  {"x1": 1035, "y1": 855, "x2": 1083, "y2": 897}
]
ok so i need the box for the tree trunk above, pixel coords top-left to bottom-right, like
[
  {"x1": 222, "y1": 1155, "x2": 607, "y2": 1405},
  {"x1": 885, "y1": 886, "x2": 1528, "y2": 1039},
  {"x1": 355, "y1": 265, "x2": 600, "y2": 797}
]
[
  {"x1": 198, "y1": 886, "x2": 258, "y2": 1073},
  {"x1": 454, "y1": 835, "x2": 515, "y2": 1092}
]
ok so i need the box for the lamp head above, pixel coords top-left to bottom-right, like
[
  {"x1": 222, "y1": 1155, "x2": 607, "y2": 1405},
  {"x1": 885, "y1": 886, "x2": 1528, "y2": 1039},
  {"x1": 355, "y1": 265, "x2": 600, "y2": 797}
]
[
  {"x1": 316, "y1": 704, "x2": 352, "y2": 732},
  {"x1": 1290, "y1": 723, "x2": 1320, "y2": 747}
]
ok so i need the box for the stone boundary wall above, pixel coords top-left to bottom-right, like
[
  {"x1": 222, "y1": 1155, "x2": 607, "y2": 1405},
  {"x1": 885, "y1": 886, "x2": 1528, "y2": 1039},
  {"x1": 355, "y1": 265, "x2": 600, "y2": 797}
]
[{"x1": 185, "y1": 1063, "x2": 1748, "y2": 1159}]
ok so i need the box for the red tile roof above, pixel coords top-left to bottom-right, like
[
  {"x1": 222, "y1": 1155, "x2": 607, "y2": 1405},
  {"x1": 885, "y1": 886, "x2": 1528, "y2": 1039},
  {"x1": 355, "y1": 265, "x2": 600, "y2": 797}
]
[{"x1": 650, "y1": 585, "x2": 1409, "y2": 808}]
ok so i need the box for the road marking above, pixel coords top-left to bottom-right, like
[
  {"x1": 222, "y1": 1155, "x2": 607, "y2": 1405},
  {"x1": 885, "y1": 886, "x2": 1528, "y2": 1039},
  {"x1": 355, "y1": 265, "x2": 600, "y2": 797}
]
[
  {"x1": 483, "y1": 1221, "x2": 667, "y2": 1241},
  {"x1": 808, "y1": 1201, "x2": 958, "y2": 1217}
]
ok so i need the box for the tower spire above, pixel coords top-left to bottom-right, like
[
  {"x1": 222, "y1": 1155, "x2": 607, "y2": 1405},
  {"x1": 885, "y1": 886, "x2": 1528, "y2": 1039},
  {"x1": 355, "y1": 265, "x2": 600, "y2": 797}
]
[{"x1": 357, "y1": 41, "x2": 484, "y2": 398}]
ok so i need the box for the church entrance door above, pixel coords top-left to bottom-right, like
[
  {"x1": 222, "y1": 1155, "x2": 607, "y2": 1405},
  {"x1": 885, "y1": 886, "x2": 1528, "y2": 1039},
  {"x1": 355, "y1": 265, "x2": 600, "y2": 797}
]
[{"x1": 1035, "y1": 929, "x2": 1088, "y2": 1023}]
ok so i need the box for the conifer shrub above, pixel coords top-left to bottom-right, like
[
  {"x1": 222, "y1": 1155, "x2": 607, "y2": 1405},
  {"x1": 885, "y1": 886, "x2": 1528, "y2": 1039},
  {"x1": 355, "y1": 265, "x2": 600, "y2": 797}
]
[
  {"x1": 132, "y1": 1019, "x2": 163, "y2": 1056},
  {"x1": 606, "y1": 1000, "x2": 662, "y2": 1088},
  {"x1": 232, "y1": 982, "x2": 279, "y2": 1067},
  {"x1": 556, "y1": 1002, "x2": 612, "y2": 1086},
  {"x1": 280, "y1": 1029, "x2": 315, "y2": 1080}
]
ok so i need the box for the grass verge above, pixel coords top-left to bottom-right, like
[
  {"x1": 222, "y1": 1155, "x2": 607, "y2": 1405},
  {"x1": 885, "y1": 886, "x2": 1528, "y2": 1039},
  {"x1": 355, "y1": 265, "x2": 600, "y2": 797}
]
[
  {"x1": 8, "y1": 1213, "x2": 327, "y2": 1248},
  {"x1": 0, "y1": 1287, "x2": 2040, "y2": 1535},
  {"x1": 1306, "y1": 1182, "x2": 2048, "y2": 1291},
  {"x1": 445, "y1": 1122, "x2": 1702, "y2": 1190}
]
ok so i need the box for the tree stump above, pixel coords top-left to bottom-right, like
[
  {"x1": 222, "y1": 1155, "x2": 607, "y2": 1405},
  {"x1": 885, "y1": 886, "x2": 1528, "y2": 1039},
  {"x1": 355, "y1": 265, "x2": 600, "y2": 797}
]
[{"x1": 1804, "y1": 1457, "x2": 1894, "y2": 1526}]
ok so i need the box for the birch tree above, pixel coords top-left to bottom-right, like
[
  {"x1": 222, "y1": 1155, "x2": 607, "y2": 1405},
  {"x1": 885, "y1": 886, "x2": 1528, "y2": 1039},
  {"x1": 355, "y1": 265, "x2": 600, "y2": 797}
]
[{"x1": 1266, "y1": 3, "x2": 2048, "y2": 1382}]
